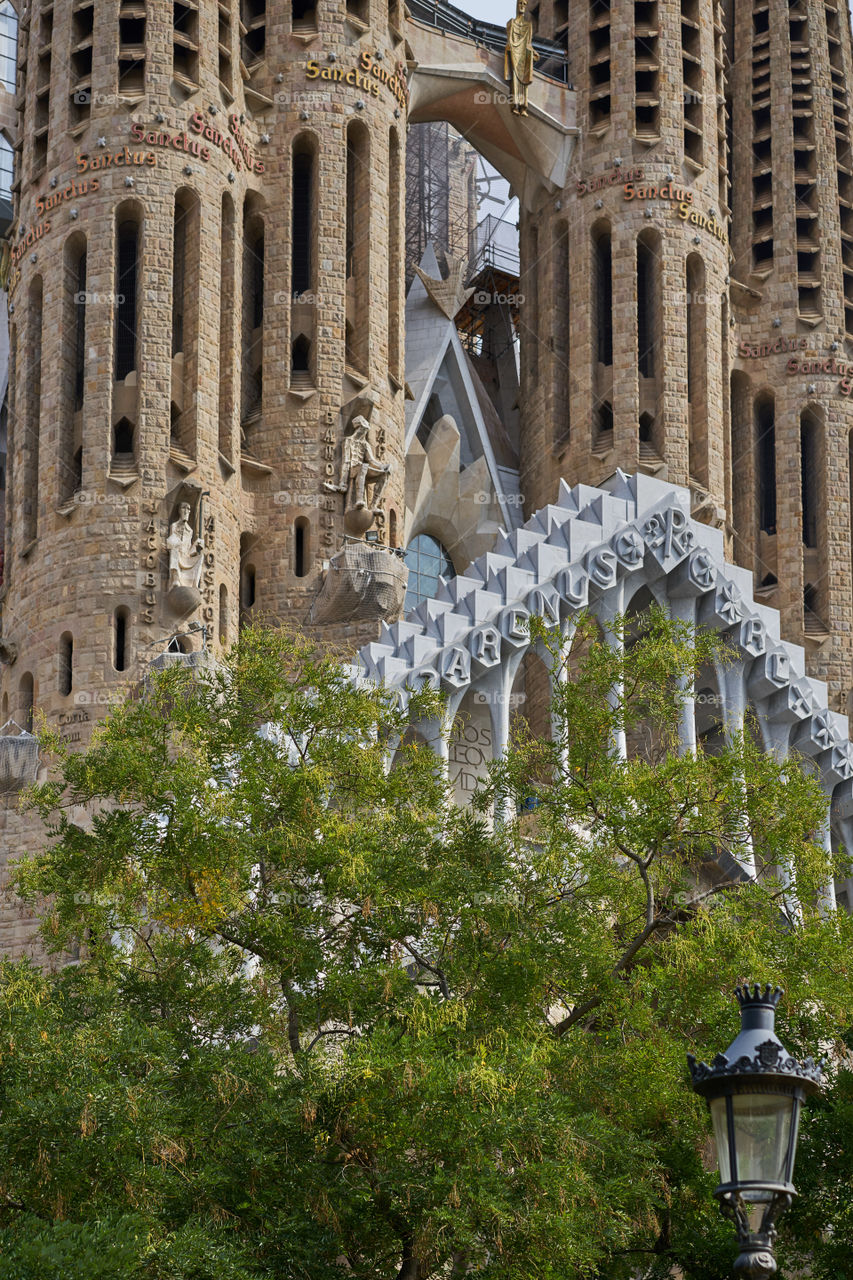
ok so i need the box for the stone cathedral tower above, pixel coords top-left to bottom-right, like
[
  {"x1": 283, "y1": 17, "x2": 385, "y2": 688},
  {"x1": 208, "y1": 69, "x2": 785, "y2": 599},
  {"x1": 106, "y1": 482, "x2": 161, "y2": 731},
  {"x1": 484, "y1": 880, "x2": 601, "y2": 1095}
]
[
  {"x1": 0, "y1": 0, "x2": 410, "y2": 903},
  {"x1": 520, "y1": 0, "x2": 853, "y2": 712},
  {"x1": 5, "y1": 0, "x2": 853, "y2": 948}
]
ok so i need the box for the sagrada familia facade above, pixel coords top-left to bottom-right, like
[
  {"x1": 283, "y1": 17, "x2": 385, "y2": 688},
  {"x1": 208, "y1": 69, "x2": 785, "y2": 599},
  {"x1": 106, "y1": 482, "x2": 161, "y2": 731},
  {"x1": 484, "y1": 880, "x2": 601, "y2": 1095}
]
[{"x1": 2, "y1": 0, "x2": 853, "y2": 947}]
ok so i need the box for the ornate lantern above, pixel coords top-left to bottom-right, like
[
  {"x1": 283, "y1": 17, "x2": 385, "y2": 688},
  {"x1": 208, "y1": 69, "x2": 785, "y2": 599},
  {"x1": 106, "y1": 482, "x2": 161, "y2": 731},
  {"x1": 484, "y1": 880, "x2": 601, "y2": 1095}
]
[{"x1": 687, "y1": 984, "x2": 822, "y2": 1279}]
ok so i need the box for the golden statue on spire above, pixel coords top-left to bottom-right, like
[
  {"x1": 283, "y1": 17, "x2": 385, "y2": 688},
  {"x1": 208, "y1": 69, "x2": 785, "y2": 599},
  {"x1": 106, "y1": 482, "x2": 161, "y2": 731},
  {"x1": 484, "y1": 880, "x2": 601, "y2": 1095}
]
[{"x1": 504, "y1": 0, "x2": 539, "y2": 117}]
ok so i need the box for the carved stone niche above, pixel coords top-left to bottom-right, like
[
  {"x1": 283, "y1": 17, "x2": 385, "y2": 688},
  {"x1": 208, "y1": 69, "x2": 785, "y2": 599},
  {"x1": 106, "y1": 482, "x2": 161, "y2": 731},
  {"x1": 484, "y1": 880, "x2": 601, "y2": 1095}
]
[
  {"x1": 165, "y1": 486, "x2": 205, "y2": 618},
  {"x1": 0, "y1": 731, "x2": 39, "y2": 793}
]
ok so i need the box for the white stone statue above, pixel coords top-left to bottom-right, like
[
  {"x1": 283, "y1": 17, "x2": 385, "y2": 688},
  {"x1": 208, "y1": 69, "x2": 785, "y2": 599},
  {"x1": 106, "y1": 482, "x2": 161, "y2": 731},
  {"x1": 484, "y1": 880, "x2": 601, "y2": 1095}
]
[
  {"x1": 167, "y1": 501, "x2": 204, "y2": 593},
  {"x1": 324, "y1": 416, "x2": 392, "y2": 514}
]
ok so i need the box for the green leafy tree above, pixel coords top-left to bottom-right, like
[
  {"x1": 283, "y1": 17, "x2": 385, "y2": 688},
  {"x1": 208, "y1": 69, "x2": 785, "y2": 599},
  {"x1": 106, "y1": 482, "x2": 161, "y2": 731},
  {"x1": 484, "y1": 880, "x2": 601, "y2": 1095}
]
[{"x1": 2, "y1": 619, "x2": 852, "y2": 1279}]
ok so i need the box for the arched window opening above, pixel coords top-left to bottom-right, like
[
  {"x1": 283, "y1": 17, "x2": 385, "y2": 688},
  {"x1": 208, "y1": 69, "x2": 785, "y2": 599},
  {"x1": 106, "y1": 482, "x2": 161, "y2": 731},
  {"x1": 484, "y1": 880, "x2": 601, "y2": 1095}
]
[
  {"x1": 294, "y1": 517, "x2": 310, "y2": 578},
  {"x1": 219, "y1": 584, "x2": 229, "y2": 645},
  {"x1": 59, "y1": 632, "x2": 73, "y2": 697},
  {"x1": 755, "y1": 393, "x2": 776, "y2": 535},
  {"x1": 800, "y1": 408, "x2": 819, "y2": 548},
  {"x1": 115, "y1": 219, "x2": 139, "y2": 381},
  {"x1": 114, "y1": 418, "x2": 134, "y2": 458},
  {"x1": 593, "y1": 226, "x2": 613, "y2": 367},
  {"x1": 292, "y1": 147, "x2": 313, "y2": 297},
  {"x1": 639, "y1": 412, "x2": 654, "y2": 443},
  {"x1": 19, "y1": 673, "x2": 34, "y2": 734},
  {"x1": 389, "y1": 508, "x2": 398, "y2": 549},
  {"x1": 114, "y1": 607, "x2": 129, "y2": 672},
  {"x1": 292, "y1": 334, "x2": 311, "y2": 373},
  {"x1": 404, "y1": 534, "x2": 455, "y2": 613},
  {"x1": 597, "y1": 400, "x2": 614, "y2": 439}
]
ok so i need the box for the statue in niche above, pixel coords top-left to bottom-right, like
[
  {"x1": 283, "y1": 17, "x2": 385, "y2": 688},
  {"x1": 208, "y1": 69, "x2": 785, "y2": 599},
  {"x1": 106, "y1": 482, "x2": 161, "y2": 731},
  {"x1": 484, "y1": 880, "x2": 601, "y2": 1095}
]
[
  {"x1": 166, "y1": 500, "x2": 204, "y2": 614},
  {"x1": 324, "y1": 416, "x2": 392, "y2": 515},
  {"x1": 504, "y1": 0, "x2": 539, "y2": 116}
]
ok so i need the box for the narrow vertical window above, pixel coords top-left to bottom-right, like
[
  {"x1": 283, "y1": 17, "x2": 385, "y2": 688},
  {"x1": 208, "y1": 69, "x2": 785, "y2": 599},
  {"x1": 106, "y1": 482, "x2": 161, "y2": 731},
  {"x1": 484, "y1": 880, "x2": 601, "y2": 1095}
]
[
  {"x1": 800, "y1": 409, "x2": 819, "y2": 548},
  {"x1": 686, "y1": 253, "x2": 707, "y2": 484},
  {"x1": 33, "y1": 8, "x2": 52, "y2": 171},
  {"x1": 388, "y1": 127, "x2": 402, "y2": 382},
  {"x1": 59, "y1": 633, "x2": 73, "y2": 697},
  {"x1": 172, "y1": 204, "x2": 186, "y2": 357},
  {"x1": 292, "y1": 145, "x2": 313, "y2": 297},
  {"x1": 219, "y1": 584, "x2": 229, "y2": 645},
  {"x1": 389, "y1": 508, "x2": 398, "y2": 549},
  {"x1": 219, "y1": 193, "x2": 236, "y2": 461},
  {"x1": 345, "y1": 122, "x2": 370, "y2": 373},
  {"x1": 23, "y1": 277, "x2": 42, "y2": 546},
  {"x1": 115, "y1": 219, "x2": 139, "y2": 381},
  {"x1": 171, "y1": 190, "x2": 200, "y2": 456},
  {"x1": 294, "y1": 517, "x2": 310, "y2": 578},
  {"x1": 525, "y1": 225, "x2": 539, "y2": 381},
  {"x1": 242, "y1": 205, "x2": 264, "y2": 425},
  {"x1": 241, "y1": 0, "x2": 265, "y2": 65},
  {"x1": 593, "y1": 226, "x2": 612, "y2": 367},
  {"x1": 62, "y1": 238, "x2": 86, "y2": 503},
  {"x1": 119, "y1": 0, "x2": 146, "y2": 96},
  {"x1": 635, "y1": 235, "x2": 653, "y2": 376},
  {"x1": 218, "y1": 0, "x2": 233, "y2": 92},
  {"x1": 69, "y1": 0, "x2": 94, "y2": 130},
  {"x1": 74, "y1": 250, "x2": 87, "y2": 410},
  {"x1": 114, "y1": 607, "x2": 129, "y2": 672},
  {"x1": 756, "y1": 393, "x2": 776, "y2": 535},
  {"x1": 553, "y1": 220, "x2": 570, "y2": 447},
  {"x1": 19, "y1": 673, "x2": 34, "y2": 733},
  {"x1": 240, "y1": 534, "x2": 256, "y2": 618}
]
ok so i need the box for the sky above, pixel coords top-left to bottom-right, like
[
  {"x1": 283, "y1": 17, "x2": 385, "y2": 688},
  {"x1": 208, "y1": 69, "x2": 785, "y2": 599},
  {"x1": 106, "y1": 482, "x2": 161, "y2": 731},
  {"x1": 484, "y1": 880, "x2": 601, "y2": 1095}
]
[{"x1": 455, "y1": 0, "x2": 516, "y2": 21}]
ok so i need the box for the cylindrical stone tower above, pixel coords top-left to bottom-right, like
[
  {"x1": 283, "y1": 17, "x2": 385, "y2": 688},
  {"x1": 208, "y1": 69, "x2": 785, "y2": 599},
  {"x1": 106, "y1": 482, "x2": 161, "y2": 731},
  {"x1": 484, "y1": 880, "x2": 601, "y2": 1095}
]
[
  {"x1": 0, "y1": 0, "x2": 408, "y2": 898},
  {"x1": 518, "y1": 0, "x2": 731, "y2": 527},
  {"x1": 728, "y1": 0, "x2": 853, "y2": 712}
]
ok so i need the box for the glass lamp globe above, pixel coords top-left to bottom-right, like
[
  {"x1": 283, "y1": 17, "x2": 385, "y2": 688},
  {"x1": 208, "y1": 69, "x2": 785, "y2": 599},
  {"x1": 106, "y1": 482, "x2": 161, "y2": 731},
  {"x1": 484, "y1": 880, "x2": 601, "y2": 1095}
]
[{"x1": 688, "y1": 985, "x2": 822, "y2": 1279}]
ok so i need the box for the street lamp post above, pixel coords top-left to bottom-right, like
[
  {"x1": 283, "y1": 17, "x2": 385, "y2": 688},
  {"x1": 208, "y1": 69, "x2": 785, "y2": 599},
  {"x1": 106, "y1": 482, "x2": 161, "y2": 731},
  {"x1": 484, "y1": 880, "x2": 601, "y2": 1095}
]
[{"x1": 687, "y1": 984, "x2": 823, "y2": 1279}]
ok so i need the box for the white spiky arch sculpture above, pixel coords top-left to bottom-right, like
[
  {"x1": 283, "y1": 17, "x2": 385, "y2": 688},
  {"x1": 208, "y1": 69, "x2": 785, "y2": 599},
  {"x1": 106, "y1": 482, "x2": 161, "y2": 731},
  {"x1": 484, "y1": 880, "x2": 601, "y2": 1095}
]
[{"x1": 357, "y1": 471, "x2": 853, "y2": 908}]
